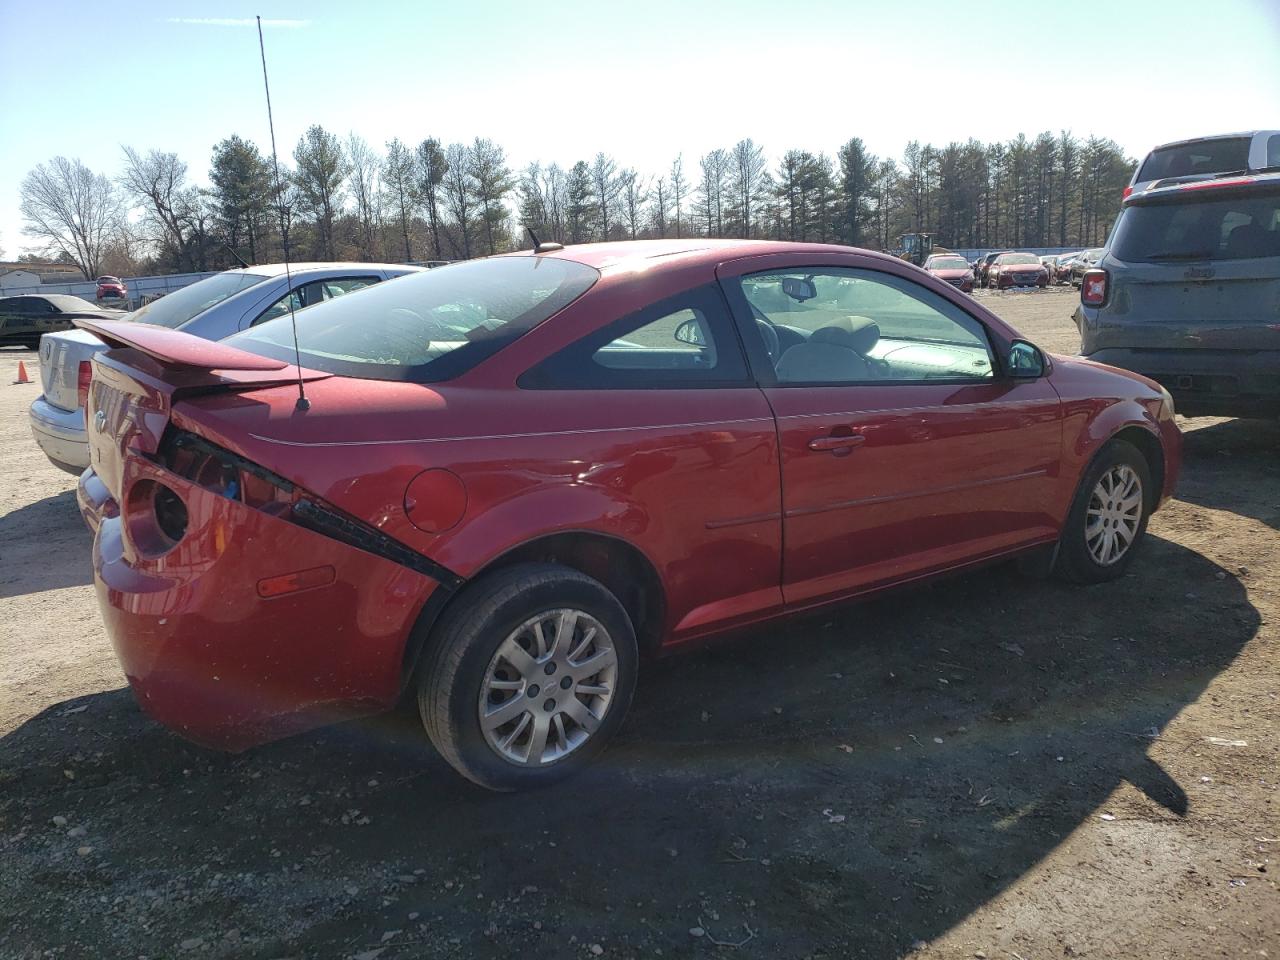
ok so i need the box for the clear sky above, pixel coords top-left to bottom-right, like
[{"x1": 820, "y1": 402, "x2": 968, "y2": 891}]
[{"x1": 1, "y1": 0, "x2": 1277, "y2": 258}]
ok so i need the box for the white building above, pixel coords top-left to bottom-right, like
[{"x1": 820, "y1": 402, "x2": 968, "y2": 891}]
[{"x1": 0, "y1": 269, "x2": 41, "y2": 291}]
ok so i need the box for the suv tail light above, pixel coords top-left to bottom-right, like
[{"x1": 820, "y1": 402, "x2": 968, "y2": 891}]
[
  {"x1": 1122, "y1": 185, "x2": 1134, "y2": 200},
  {"x1": 77, "y1": 361, "x2": 92, "y2": 408},
  {"x1": 1081, "y1": 269, "x2": 1109, "y2": 307}
]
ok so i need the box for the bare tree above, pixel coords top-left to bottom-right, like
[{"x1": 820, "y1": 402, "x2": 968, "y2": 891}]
[
  {"x1": 441, "y1": 142, "x2": 476, "y2": 259},
  {"x1": 590, "y1": 153, "x2": 621, "y2": 240},
  {"x1": 669, "y1": 154, "x2": 686, "y2": 239},
  {"x1": 346, "y1": 133, "x2": 383, "y2": 260},
  {"x1": 382, "y1": 138, "x2": 416, "y2": 261},
  {"x1": 541, "y1": 163, "x2": 566, "y2": 241},
  {"x1": 729, "y1": 139, "x2": 767, "y2": 238},
  {"x1": 652, "y1": 176, "x2": 668, "y2": 238},
  {"x1": 697, "y1": 149, "x2": 729, "y2": 237},
  {"x1": 19, "y1": 156, "x2": 120, "y2": 279},
  {"x1": 120, "y1": 146, "x2": 200, "y2": 270},
  {"x1": 618, "y1": 169, "x2": 647, "y2": 239}
]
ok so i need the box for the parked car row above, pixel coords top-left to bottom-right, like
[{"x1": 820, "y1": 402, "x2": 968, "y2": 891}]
[{"x1": 29, "y1": 262, "x2": 424, "y2": 473}]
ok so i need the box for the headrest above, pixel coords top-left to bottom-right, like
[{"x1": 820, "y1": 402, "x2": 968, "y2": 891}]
[{"x1": 809, "y1": 315, "x2": 880, "y2": 354}]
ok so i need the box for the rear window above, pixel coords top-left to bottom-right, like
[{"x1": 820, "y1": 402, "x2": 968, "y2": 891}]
[
  {"x1": 1110, "y1": 189, "x2": 1280, "y2": 262},
  {"x1": 131, "y1": 272, "x2": 271, "y2": 328},
  {"x1": 1137, "y1": 137, "x2": 1250, "y2": 183},
  {"x1": 226, "y1": 256, "x2": 599, "y2": 382}
]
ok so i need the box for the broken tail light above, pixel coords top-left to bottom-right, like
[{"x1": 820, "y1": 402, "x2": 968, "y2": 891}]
[
  {"x1": 1081, "y1": 269, "x2": 1109, "y2": 308},
  {"x1": 77, "y1": 361, "x2": 92, "y2": 409}
]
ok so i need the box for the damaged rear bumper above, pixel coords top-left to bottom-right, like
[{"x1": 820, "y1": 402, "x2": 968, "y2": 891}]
[{"x1": 79, "y1": 458, "x2": 441, "y2": 751}]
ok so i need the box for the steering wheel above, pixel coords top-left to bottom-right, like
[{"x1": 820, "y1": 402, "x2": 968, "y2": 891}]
[
  {"x1": 754, "y1": 317, "x2": 780, "y2": 363},
  {"x1": 740, "y1": 298, "x2": 783, "y2": 363}
]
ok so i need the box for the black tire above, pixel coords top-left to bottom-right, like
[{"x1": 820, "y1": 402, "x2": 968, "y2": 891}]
[
  {"x1": 417, "y1": 562, "x2": 638, "y2": 791},
  {"x1": 1055, "y1": 438, "x2": 1153, "y2": 584}
]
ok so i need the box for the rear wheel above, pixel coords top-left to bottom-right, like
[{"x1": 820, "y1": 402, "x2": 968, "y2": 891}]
[
  {"x1": 417, "y1": 563, "x2": 637, "y2": 791},
  {"x1": 1055, "y1": 439, "x2": 1153, "y2": 584}
]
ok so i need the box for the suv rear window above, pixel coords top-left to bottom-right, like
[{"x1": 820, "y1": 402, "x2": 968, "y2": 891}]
[
  {"x1": 1137, "y1": 137, "x2": 1250, "y2": 183},
  {"x1": 1110, "y1": 188, "x2": 1280, "y2": 262},
  {"x1": 227, "y1": 256, "x2": 599, "y2": 382}
]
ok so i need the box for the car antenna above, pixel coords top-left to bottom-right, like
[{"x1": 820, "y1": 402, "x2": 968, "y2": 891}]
[
  {"x1": 222, "y1": 242, "x2": 250, "y2": 269},
  {"x1": 526, "y1": 225, "x2": 563, "y2": 254},
  {"x1": 256, "y1": 14, "x2": 309, "y2": 412}
]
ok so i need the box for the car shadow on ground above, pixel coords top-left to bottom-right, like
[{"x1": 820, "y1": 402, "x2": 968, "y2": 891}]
[
  {"x1": 1176, "y1": 417, "x2": 1280, "y2": 532},
  {"x1": 0, "y1": 487, "x2": 92, "y2": 600},
  {"x1": 0, "y1": 535, "x2": 1258, "y2": 960}
]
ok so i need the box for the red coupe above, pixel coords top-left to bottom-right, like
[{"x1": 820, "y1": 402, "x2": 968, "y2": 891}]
[
  {"x1": 986, "y1": 252, "x2": 1050, "y2": 289},
  {"x1": 922, "y1": 253, "x2": 974, "y2": 292},
  {"x1": 95, "y1": 275, "x2": 128, "y2": 301},
  {"x1": 76, "y1": 239, "x2": 1181, "y2": 790}
]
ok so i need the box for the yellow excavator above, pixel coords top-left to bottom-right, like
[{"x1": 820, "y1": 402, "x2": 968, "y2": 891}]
[{"x1": 897, "y1": 232, "x2": 935, "y2": 266}]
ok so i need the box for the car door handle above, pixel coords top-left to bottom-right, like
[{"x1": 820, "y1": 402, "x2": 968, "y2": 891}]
[{"x1": 808, "y1": 434, "x2": 866, "y2": 453}]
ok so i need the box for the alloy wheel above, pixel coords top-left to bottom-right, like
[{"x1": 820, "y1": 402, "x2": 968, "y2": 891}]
[
  {"x1": 478, "y1": 609, "x2": 618, "y2": 766},
  {"x1": 1086, "y1": 464, "x2": 1143, "y2": 565}
]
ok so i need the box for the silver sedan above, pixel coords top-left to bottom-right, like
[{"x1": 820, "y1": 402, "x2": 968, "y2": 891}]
[{"x1": 30, "y1": 262, "x2": 425, "y2": 474}]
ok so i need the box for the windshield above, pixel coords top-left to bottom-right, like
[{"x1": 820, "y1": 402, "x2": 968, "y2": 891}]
[
  {"x1": 927, "y1": 257, "x2": 969, "y2": 270},
  {"x1": 997, "y1": 253, "x2": 1040, "y2": 265},
  {"x1": 227, "y1": 256, "x2": 599, "y2": 382},
  {"x1": 130, "y1": 272, "x2": 271, "y2": 328},
  {"x1": 1110, "y1": 189, "x2": 1280, "y2": 262},
  {"x1": 1137, "y1": 137, "x2": 1250, "y2": 183}
]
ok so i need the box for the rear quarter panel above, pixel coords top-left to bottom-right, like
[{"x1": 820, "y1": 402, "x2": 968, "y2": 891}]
[{"x1": 176, "y1": 378, "x2": 784, "y2": 646}]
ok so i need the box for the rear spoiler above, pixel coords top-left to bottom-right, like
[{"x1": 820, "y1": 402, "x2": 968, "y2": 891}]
[{"x1": 75, "y1": 318, "x2": 289, "y2": 372}]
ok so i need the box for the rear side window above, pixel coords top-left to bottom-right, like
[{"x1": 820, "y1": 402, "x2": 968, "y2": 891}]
[
  {"x1": 1269, "y1": 135, "x2": 1280, "y2": 168},
  {"x1": 228, "y1": 256, "x2": 598, "y2": 383},
  {"x1": 520, "y1": 284, "x2": 748, "y2": 389},
  {"x1": 131, "y1": 272, "x2": 272, "y2": 329},
  {"x1": 1138, "y1": 137, "x2": 1250, "y2": 182},
  {"x1": 1110, "y1": 190, "x2": 1280, "y2": 262},
  {"x1": 253, "y1": 275, "x2": 381, "y2": 325}
]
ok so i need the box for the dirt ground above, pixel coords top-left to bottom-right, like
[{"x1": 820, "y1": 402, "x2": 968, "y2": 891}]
[{"x1": 1, "y1": 287, "x2": 1277, "y2": 960}]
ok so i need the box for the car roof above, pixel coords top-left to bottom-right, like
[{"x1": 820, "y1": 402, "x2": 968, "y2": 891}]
[
  {"x1": 14, "y1": 294, "x2": 100, "y2": 308},
  {"x1": 505, "y1": 239, "x2": 903, "y2": 273},
  {"x1": 220, "y1": 261, "x2": 428, "y2": 278},
  {"x1": 1147, "y1": 130, "x2": 1278, "y2": 152},
  {"x1": 1126, "y1": 170, "x2": 1280, "y2": 205}
]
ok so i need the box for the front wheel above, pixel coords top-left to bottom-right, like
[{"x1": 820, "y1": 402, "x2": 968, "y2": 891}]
[
  {"x1": 1055, "y1": 439, "x2": 1153, "y2": 583},
  {"x1": 417, "y1": 563, "x2": 638, "y2": 791}
]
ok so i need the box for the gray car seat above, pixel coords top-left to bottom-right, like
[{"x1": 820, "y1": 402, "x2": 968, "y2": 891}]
[{"x1": 775, "y1": 315, "x2": 880, "y2": 383}]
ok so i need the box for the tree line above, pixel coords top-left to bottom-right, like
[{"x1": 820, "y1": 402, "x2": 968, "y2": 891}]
[{"x1": 18, "y1": 128, "x2": 1135, "y2": 279}]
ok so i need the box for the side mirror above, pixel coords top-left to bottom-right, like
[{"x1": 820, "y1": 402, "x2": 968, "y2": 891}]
[
  {"x1": 781, "y1": 276, "x2": 816, "y2": 302},
  {"x1": 674, "y1": 318, "x2": 706, "y2": 346},
  {"x1": 1007, "y1": 340, "x2": 1045, "y2": 378}
]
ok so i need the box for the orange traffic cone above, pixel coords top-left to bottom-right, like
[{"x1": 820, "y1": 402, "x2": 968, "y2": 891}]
[{"x1": 14, "y1": 361, "x2": 32, "y2": 384}]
